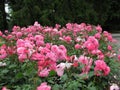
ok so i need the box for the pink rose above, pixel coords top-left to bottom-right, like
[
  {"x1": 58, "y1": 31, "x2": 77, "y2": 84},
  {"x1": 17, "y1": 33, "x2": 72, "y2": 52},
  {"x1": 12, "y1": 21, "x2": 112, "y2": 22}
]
[
  {"x1": 110, "y1": 84, "x2": 119, "y2": 90},
  {"x1": 118, "y1": 55, "x2": 120, "y2": 60},
  {"x1": 66, "y1": 23, "x2": 73, "y2": 30},
  {"x1": 94, "y1": 60, "x2": 110, "y2": 76},
  {"x1": 0, "y1": 31, "x2": 3, "y2": 36},
  {"x1": 63, "y1": 36, "x2": 72, "y2": 43},
  {"x1": 85, "y1": 25, "x2": 92, "y2": 31},
  {"x1": 38, "y1": 68, "x2": 50, "y2": 77},
  {"x1": 0, "y1": 49, "x2": 7, "y2": 59},
  {"x1": 16, "y1": 32, "x2": 22, "y2": 38},
  {"x1": 56, "y1": 63, "x2": 66, "y2": 76},
  {"x1": 37, "y1": 82, "x2": 51, "y2": 90},
  {"x1": 84, "y1": 36, "x2": 99, "y2": 51},
  {"x1": 59, "y1": 45, "x2": 67, "y2": 54},
  {"x1": 94, "y1": 33, "x2": 101, "y2": 39},
  {"x1": 78, "y1": 55, "x2": 88, "y2": 65},
  {"x1": 107, "y1": 45, "x2": 112, "y2": 50},
  {"x1": 17, "y1": 47, "x2": 27, "y2": 54},
  {"x1": 2, "y1": 87, "x2": 7, "y2": 90},
  {"x1": 18, "y1": 54, "x2": 27, "y2": 62},
  {"x1": 95, "y1": 25, "x2": 102, "y2": 32},
  {"x1": 75, "y1": 44, "x2": 81, "y2": 49},
  {"x1": 17, "y1": 39, "x2": 25, "y2": 47}
]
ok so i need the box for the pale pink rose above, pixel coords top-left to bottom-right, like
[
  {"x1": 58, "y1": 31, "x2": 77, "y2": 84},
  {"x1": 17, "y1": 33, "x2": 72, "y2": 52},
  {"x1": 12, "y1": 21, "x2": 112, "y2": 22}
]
[
  {"x1": 110, "y1": 84, "x2": 119, "y2": 90},
  {"x1": 37, "y1": 82, "x2": 51, "y2": 90},
  {"x1": 0, "y1": 62, "x2": 6, "y2": 67},
  {"x1": 56, "y1": 63, "x2": 66, "y2": 76},
  {"x1": 28, "y1": 49, "x2": 35, "y2": 57},
  {"x1": 34, "y1": 21, "x2": 41, "y2": 27},
  {"x1": 38, "y1": 68, "x2": 50, "y2": 77}
]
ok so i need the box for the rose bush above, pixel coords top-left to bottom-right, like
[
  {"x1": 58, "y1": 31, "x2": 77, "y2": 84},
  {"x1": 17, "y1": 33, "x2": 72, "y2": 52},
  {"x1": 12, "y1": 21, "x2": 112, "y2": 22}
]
[{"x1": 0, "y1": 22, "x2": 120, "y2": 90}]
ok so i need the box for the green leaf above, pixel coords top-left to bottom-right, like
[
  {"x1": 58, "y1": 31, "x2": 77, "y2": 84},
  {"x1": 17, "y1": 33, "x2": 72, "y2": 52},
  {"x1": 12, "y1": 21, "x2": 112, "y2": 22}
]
[
  {"x1": 52, "y1": 84, "x2": 60, "y2": 90},
  {"x1": 8, "y1": 64, "x2": 17, "y2": 69},
  {"x1": 1, "y1": 69, "x2": 9, "y2": 73},
  {"x1": 49, "y1": 70, "x2": 56, "y2": 76},
  {"x1": 15, "y1": 72, "x2": 24, "y2": 79},
  {"x1": 89, "y1": 86, "x2": 97, "y2": 90},
  {"x1": 89, "y1": 71, "x2": 94, "y2": 78},
  {"x1": 60, "y1": 74, "x2": 68, "y2": 82}
]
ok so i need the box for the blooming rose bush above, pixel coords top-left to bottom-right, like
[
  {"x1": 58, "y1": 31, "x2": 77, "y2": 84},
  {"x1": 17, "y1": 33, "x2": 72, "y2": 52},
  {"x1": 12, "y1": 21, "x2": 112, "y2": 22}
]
[{"x1": 0, "y1": 22, "x2": 120, "y2": 90}]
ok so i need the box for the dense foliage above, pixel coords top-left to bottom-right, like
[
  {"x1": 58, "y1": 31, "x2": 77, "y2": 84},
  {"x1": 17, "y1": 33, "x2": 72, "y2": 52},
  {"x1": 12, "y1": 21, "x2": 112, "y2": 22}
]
[
  {"x1": 0, "y1": 22, "x2": 120, "y2": 90},
  {"x1": 0, "y1": 0, "x2": 120, "y2": 31}
]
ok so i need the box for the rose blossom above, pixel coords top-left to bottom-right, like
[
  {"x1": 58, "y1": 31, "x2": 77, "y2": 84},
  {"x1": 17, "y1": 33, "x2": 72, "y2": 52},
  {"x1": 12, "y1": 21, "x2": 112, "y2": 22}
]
[
  {"x1": 1, "y1": 87, "x2": 8, "y2": 90},
  {"x1": 75, "y1": 44, "x2": 81, "y2": 49},
  {"x1": 110, "y1": 84, "x2": 119, "y2": 90},
  {"x1": 84, "y1": 36, "x2": 99, "y2": 51},
  {"x1": 94, "y1": 60, "x2": 110, "y2": 76},
  {"x1": 38, "y1": 68, "x2": 50, "y2": 77},
  {"x1": 37, "y1": 82, "x2": 51, "y2": 90}
]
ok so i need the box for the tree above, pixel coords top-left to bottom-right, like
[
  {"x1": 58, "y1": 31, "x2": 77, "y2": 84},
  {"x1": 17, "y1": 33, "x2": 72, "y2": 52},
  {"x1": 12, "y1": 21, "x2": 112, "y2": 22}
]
[
  {"x1": 4, "y1": 0, "x2": 120, "y2": 31},
  {"x1": 0, "y1": 0, "x2": 8, "y2": 32}
]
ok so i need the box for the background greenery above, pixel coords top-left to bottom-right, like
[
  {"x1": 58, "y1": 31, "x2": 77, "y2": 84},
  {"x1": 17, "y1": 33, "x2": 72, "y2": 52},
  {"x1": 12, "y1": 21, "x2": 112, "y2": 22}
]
[{"x1": 0, "y1": 0, "x2": 120, "y2": 32}]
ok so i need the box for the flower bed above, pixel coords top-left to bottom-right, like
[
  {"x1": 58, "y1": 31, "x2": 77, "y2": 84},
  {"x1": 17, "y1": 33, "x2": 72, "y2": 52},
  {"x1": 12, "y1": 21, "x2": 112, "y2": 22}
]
[{"x1": 0, "y1": 22, "x2": 120, "y2": 90}]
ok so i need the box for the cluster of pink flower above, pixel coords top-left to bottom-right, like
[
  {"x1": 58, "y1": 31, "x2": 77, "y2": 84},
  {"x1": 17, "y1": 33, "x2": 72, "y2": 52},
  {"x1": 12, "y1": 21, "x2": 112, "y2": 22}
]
[{"x1": 0, "y1": 21, "x2": 120, "y2": 90}]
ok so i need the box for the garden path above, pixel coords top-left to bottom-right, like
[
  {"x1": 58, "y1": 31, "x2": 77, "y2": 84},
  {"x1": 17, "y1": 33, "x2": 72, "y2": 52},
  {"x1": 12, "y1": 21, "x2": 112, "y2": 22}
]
[{"x1": 112, "y1": 34, "x2": 120, "y2": 48}]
